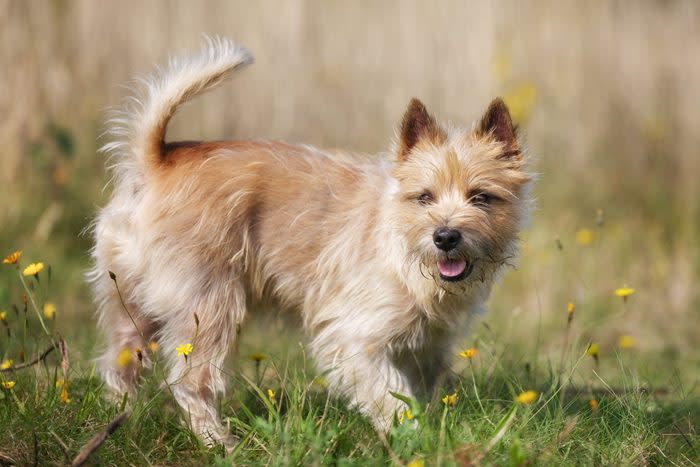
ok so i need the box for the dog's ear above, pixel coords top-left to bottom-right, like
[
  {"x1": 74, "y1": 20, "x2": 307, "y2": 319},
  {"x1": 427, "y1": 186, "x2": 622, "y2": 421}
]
[
  {"x1": 397, "y1": 98, "x2": 445, "y2": 162},
  {"x1": 477, "y1": 98, "x2": 519, "y2": 157}
]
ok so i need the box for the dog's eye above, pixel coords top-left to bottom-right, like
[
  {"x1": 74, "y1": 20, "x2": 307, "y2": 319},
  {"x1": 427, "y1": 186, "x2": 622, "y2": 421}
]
[
  {"x1": 470, "y1": 192, "x2": 493, "y2": 207},
  {"x1": 417, "y1": 192, "x2": 434, "y2": 205}
]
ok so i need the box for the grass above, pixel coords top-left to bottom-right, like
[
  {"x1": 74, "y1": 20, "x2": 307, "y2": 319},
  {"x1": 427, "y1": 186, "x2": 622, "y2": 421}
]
[{"x1": 0, "y1": 258, "x2": 697, "y2": 465}]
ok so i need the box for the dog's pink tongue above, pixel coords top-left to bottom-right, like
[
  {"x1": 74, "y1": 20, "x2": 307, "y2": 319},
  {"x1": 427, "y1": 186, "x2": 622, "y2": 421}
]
[{"x1": 437, "y1": 259, "x2": 467, "y2": 277}]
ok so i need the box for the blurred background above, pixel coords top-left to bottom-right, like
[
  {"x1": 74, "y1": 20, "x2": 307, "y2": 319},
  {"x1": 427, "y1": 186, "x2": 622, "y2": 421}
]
[{"x1": 1, "y1": 1, "x2": 698, "y2": 386}]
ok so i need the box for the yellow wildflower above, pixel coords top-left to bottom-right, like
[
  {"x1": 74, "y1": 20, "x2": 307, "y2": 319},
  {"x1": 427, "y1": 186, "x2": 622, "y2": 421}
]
[
  {"x1": 267, "y1": 388, "x2": 276, "y2": 404},
  {"x1": 399, "y1": 408, "x2": 414, "y2": 423},
  {"x1": 148, "y1": 341, "x2": 159, "y2": 353},
  {"x1": 406, "y1": 459, "x2": 425, "y2": 467},
  {"x1": 442, "y1": 391, "x2": 457, "y2": 407},
  {"x1": 586, "y1": 343, "x2": 599, "y2": 358},
  {"x1": 614, "y1": 286, "x2": 635, "y2": 301},
  {"x1": 567, "y1": 302, "x2": 575, "y2": 324},
  {"x1": 22, "y1": 262, "x2": 44, "y2": 276},
  {"x1": 116, "y1": 348, "x2": 133, "y2": 367},
  {"x1": 643, "y1": 115, "x2": 666, "y2": 142},
  {"x1": 0, "y1": 359, "x2": 12, "y2": 370},
  {"x1": 248, "y1": 352, "x2": 267, "y2": 362},
  {"x1": 618, "y1": 335, "x2": 635, "y2": 349},
  {"x1": 503, "y1": 81, "x2": 537, "y2": 123},
  {"x1": 2, "y1": 250, "x2": 21, "y2": 265},
  {"x1": 1, "y1": 381, "x2": 15, "y2": 389},
  {"x1": 459, "y1": 347, "x2": 478, "y2": 359},
  {"x1": 514, "y1": 390, "x2": 538, "y2": 405},
  {"x1": 60, "y1": 386, "x2": 71, "y2": 404},
  {"x1": 589, "y1": 399, "x2": 599, "y2": 411},
  {"x1": 176, "y1": 343, "x2": 193, "y2": 357},
  {"x1": 490, "y1": 51, "x2": 512, "y2": 82},
  {"x1": 56, "y1": 378, "x2": 65, "y2": 388},
  {"x1": 311, "y1": 375, "x2": 328, "y2": 389},
  {"x1": 575, "y1": 228, "x2": 594, "y2": 246},
  {"x1": 0, "y1": 311, "x2": 5, "y2": 321},
  {"x1": 43, "y1": 302, "x2": 56, "y2": 320}
]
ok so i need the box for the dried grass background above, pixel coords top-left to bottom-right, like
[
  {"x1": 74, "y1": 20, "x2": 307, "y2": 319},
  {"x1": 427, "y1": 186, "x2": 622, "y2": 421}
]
[{"x1": 1, "y1": 0, "x2": 698, "y2": 370}]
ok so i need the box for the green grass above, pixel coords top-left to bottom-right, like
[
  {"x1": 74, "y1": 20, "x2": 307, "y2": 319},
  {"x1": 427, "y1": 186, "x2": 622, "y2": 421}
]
[
  {"x1": 1, "y1": 271, "x2": 697, "y2": 466},
  {"x1": 1, "y1": 345, "x2": 697, "y2": 465}
]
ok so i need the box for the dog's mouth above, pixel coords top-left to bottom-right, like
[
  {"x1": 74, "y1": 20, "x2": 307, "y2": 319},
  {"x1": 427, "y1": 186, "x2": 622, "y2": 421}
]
[{"x1": 437, "y1": 259, "x2": 473, "y2": 282}]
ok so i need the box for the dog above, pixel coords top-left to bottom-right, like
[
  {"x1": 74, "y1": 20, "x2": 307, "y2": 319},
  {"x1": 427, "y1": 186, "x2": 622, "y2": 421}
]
[{"x1": 88, "y1": 37, "x2": 532, "y2": 447}]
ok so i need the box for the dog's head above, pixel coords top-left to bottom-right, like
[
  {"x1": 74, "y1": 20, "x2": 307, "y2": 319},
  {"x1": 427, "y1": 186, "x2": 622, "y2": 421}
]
[{"x1": 389, "y1": 98, "x2": 532, "y2": 296}]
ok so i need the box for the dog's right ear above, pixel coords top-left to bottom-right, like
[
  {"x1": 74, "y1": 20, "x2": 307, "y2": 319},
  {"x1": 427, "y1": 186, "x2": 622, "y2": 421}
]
[{"x1": 397, "y1": 98, "x2": 445, "y2": 162}]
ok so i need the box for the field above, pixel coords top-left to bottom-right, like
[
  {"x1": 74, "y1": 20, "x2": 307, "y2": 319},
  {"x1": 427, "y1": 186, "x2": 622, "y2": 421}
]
[{"x1": 1, "y1": 1, "x2": 699, "y2": 465}]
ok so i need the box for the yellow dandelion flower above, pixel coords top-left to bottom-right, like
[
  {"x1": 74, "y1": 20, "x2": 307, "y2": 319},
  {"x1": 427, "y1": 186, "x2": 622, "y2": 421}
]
[
  {"x1": 310, "y1": 375, "x2": 328, "y2": 390},
  {"x1": 56, "y1": 378, "x2": 65, "y2": 388},
  {"x1": 406, "y1": 459, "x2": 425, "y2": 467},
  {"x1": 614, "y1": 286, "x2": 635, "y2": 300},
  {"x1": 22, "y1": 262, "x2": 44, "y2": 276},
  {"x1": 515, "y1": 390, "x2": 538, "y2": 404},
  {"x1": 176, "y1": 343, "x2": 193, "y2": 357},
  {"x1": 43, "y1": 302, "x2": 56, "y2": 320},
  {"x1": 586, "y1": 343, "x2": 599, "y2": 358},
  {"x1": 0, "y1": 359, "x2": 12, "y2": 370},
  {"x1": 459, "y1": 347, "x2": 478, "y2": 359},
  {"x1": 399, "y1": 408, "x2": 414, "y2": 423},
  {"x1": 0, "y1": 311, "x2": 5, "y2": 321},
  {"x1": 248, "y1": 352, "x2": 267, "y2": 362},
  {"x1": 1, "y1": 381, "x2": 16, "y2": 389},
  {"x1": 566, "y1": 302, "x2": 575, "y2": 325},
  {"x1": 442, "y1": 391, "x2": 457, "y2": 407},
  {"x1": 618, "y1": 335, "x2": 635, "y2": 349},
  {"x1": 503, "y1": 81, "x2": 537, "y2": 123},
  {"x1": 589, "y1": 399, "x2": 599, "y2": 411},
  {"x1": 3, "y1": 250, "x2": 21, "y2": 265},
  {"x1": 116, "y1": 348, "x2": 133, "y2": 367},
  {"x1": 575, "y1": 228, "x2": 594, "y2": 246},
  {"x1": 148, "y1": 341, "x2": 159, "y2": 353},
  {"x1": 60, "y1": 386, "x2": 71, "y2": 404},
  {"x1": 267, "y1": 388, "x2": 276, "y2": 404}
]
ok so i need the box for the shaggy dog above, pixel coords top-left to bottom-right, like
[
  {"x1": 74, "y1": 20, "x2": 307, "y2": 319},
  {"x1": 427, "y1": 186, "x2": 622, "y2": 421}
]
[{"x1": 89, "y1": 37, "x2": 532, "y2": 447}]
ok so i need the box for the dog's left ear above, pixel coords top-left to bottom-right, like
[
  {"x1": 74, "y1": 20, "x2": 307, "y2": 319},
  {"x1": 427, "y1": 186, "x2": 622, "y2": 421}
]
[
  {"x1": 397, "y1": 98, "x2": 445, "y2": 162},
  {"x1": 477, "y1": 98, "x2": 520, "y2": 157}
]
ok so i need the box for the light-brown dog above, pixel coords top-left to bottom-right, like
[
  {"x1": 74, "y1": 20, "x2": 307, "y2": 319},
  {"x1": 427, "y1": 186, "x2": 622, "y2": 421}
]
[{"x1": 89, "y1": 37, "x2": 532, "y2": 447}]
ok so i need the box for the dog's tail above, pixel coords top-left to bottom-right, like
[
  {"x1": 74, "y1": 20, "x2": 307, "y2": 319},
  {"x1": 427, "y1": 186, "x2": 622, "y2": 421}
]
[{"x1": 102, "y1": 36, "x2": 253, "y2": 179}]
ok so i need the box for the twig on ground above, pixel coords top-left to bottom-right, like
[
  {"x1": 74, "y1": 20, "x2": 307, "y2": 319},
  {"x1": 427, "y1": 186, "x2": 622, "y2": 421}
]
[
  {"x1": 48, "y1": 430, "x2": 72, "y2": 464},
  {"x1": 0, "y1": 345, "x2": 56, "y2": 373},
  {"x1": 71, "y1": 411, "x2": 129, "y2": 467}
]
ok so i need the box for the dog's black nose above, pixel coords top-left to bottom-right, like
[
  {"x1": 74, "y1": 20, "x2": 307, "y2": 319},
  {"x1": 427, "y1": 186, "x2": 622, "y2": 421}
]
[{"x1": 433, "y1": 227, "x2": 462, "y2": 251}]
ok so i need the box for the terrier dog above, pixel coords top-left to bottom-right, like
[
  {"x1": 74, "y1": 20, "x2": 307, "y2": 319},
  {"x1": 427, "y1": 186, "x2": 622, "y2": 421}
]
[{"x1": 89, "y1": 37, "x2": 532, "y2": 447}]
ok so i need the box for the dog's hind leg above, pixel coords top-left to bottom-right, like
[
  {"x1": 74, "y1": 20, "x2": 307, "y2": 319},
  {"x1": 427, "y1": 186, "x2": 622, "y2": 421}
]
[
  {"x1": 159, "y1": 281, "x2": 245, "y2": 449},
  {"x1": 95, "y1": 282, "x2": 155, "y2": 399}
]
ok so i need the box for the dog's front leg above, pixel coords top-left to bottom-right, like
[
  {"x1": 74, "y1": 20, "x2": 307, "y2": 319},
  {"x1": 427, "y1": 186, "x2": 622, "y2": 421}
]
[{"x1": 312, "y1": 338, "x2": 413, "y2": 432}]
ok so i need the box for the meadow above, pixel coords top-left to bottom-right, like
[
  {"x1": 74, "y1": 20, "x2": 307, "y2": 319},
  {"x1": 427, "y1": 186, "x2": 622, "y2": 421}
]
[{"x1": 1, "y1": 1, "x2": 699, "y2": 465}]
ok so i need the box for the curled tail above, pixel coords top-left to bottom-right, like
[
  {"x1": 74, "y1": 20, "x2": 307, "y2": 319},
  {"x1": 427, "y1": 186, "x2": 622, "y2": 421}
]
[{"x1": 102, "y1": 36, "x2": 253, "y2": 179}]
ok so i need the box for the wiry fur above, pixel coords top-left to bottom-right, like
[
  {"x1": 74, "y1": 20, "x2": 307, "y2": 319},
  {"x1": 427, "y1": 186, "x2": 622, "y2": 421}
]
[{"x1": 89, "y1": 37, "x2": 532, "y2": 448}]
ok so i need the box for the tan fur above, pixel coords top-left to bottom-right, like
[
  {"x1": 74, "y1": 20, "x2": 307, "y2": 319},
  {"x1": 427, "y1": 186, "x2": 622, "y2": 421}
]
[{"x1": 89, "y1": 38, "x2": 532, "y2": 448}]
